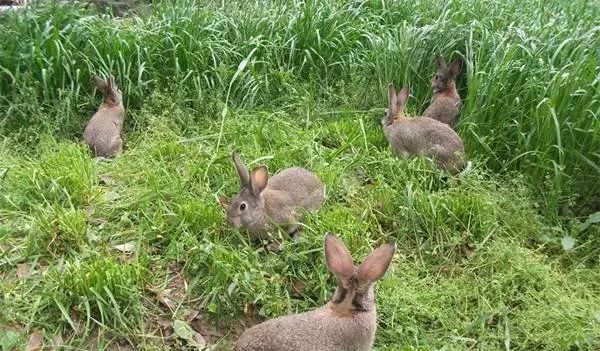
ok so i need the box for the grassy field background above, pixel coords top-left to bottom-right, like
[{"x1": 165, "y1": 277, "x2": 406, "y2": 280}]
[{"x1": 0, "y1": 0, "x2": 599, "y2": 350}]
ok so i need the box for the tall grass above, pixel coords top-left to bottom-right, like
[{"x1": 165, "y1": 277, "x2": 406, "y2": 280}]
[{"x1": 0, "y1": 0, "x2": 598, "y2": 214}]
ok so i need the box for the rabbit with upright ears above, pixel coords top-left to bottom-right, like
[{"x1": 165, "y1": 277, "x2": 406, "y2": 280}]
[
  {"x1": 235, "y1": 232, "x2": 396, "y2": 351},
  {"x1": 382, "y1": 83, "x2": 468, "y2": 174},
  {"x1": 422, "y1": 55, "x2": 463, "y2": 127},
  {"x1": 83, "y1": 74, "x2": 125, "y2": 158},
  {"x1": 220, "y1": 152, "x2": 325, "y2": 240}
]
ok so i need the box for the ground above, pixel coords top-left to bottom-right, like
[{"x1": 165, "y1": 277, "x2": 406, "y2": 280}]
[{"x1": 0, "y1": 0, "x2": 599, "y2": 350}]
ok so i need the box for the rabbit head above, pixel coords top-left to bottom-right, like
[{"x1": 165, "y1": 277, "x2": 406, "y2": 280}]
[
  {"x1": 221, "y1": 152, "x2": 269, "y2": 232},
  {"x1": 92, "y1": 75, "x2": 122, "y2": 106},
  {"x1": 431, "y1": 55, "x2": 462, "y2": 93},
  {"x1": 324, "y1": 233, "x2": 395, "y2": 314},
  {"x1": 382, "y1": 83, "x2": 410, "y2": 127}
]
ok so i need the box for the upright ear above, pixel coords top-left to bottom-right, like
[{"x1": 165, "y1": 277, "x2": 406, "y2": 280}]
[
  {"x1": 232, "y1": 152, "x2": 250, "y2": 188},
  {"x1": 387, "y1": 83, "x2": 397, "y2": 107},
  {"x1": 218, "y1": 195, "x2": 230, "y2": 209},
  {"x1": 435, "y1": 55, "x2": 448, "y2": 71},
  {"x1": 357, "y1": 242, "x2": 396, "y2": 284},
  {"x1": 250, "y1": 165, "x2": 268, "y2": 195},
  {"x1": 324, "y1": 233, "x2": 355, "y2": 287},
  {"x1": 449, "y1": 58, "x2": 462, "y2": 78},
  {"x1": 396, "y1": 85, "x2": 409, "y2": 108},
  {"x1": 107, "y1": 75, "x2": 116, "y2": 93},
  {"x1": 92, "y1": 75, "x2": 108, "y2": 93}
]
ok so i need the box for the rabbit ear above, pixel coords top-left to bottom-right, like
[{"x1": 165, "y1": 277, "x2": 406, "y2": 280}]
[
  {"x1": 396, "y1": 85, "x2": 409, "y2": 107},
  {"x1": 107, "y1": 75, "x2": 116, "y2": 93},
  {"x1": 357, "y1": 242, "x2": 395, "y2": 285},
  {"x1": 449, "y1": 58, "x2": 462, "y2": 78},
  {"x1": 250, "y1": 166, "x2": 268, "y2": 195},
  {"x1": 435, "y1": 55, "x2": 448, "y2": 71},
  {"x1": 387, "y1": 82, "x2": 397, "y2": 108},
  {"x1": 218, "y1": 195, "x2": 230, "y2": 209},
  {"x1": 92, "y1": 75, "x2": 108, "y2": 93},
  {"x1": 324, "y1": 233, "x2": 355, "y2": 286},
  {"x1": 232, "y1": 152, "x2": 250, "y2": 188}
]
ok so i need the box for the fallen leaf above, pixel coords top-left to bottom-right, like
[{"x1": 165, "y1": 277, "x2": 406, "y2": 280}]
[
  {"x1": 561, "y1": 235, "x2": 575, "y2": 251},
  {"x1": 99, "y1": 175, "x2": 115, "y2": 185},
  {"x1": 17, "y1": 263, "x2": 31, "y2": 279},
  {"x1": 577, "y1": 211, "x2": 600, "y2": 233},
  {"x1": 50, "y1": 334, "x2": 64, "y2": 350},
  {"x1": 192, "y1": 332, "x2": 206, "y2": 349},
  {"x1": 147, "y1": 286, "x2": 176, "y2": 311},
  {"x1": 26, "y1": 330, "x2": 43, "y2": 351},
  {"x1": 104, "y1": 190, "x2": 121, "y2": 202},
  {"x1": 290, "y1": 278, "x2": 306, "y2": 297},
  {"x1": 114, "y1": 242, "x2": 136, "y2": 255},
  {"x1": 173, "y1": 320, "x2": 206, "y2": 349}
]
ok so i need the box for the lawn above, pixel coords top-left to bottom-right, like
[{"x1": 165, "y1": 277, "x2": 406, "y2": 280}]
[{"x1": 0, "y1": 0, "x2": 599, "y2": 350}]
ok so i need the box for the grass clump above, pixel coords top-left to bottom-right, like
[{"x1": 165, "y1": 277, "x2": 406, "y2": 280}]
[
  {"x1": 44, "y1": 257, "x2": 144, "y2": 333},
  {"x1": 0, "y1": 0, "x2": 599, "y2": 350}
]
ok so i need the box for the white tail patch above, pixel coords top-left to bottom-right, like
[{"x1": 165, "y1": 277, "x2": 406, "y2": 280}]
[{"x1": 459, "y1": 160, "x2": 473, "y2": 176}]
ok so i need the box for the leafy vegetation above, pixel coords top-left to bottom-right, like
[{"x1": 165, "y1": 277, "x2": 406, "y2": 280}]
[{"x1": 0, "y1": 0, "x2": 598, "y2": 350}]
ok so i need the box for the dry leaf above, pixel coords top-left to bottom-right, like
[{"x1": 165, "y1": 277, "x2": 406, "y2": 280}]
[
  {"x1": 147, "y1": 285, "x2": 176, "y2": 311},
  {"x1": 50, "y1": 334, "x2": 64, "y2": 351},
  {"x1": 26, "y1": 330, "x2": 43, "y2": 351},
  {"x1": 99, "y1": 175, "x2": 115, "y2": 185},
  {"x1": 173, "y1": 320, "x2": 206, "y2": 350},
  {"x1": 104, "y1": 190, "x2": 121, "y2": 202},
  {"x1": 290, "y1": 278, "x2": 306, "y2": 297},
  {"x1": 114, "y1": 242, "x2": 136, "y2": 255},
  {"x1": 17, "y1": 263, "x2": 31, "y2": 279}
]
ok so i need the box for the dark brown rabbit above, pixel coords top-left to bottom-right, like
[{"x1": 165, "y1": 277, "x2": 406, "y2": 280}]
[
  {"x1": 220, "y1": 152, "x2": 325, "y2": 240},
  {"x1": 382, "y1": 83, "x2": 468, "y2": 174},
  {"x1": 422, "y1": 55, "x2": 463, "y2": 127},
  {"x1": 235, "y1": 232, "x2": 396, "y2": 351},
  {"x1": 83, "y1": 75, "x2": 125, "y2": 158}
]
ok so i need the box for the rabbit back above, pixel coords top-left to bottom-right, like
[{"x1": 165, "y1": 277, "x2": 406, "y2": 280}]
[
  {"x1": 235, "y1": 306, "x2": 375, "y2": 351},
  {"x1": 84, "y1": 106, "x2": 124, "y2": 157},
  {"x1": 422, "y1": 93, "x2": 461, "y2": 127},
  {"x1": 266, "y1": 167, "x2": 325, "y2": 212},
  {"x1": 384, "y1": 117, "x2": 466, "y2": 174}
]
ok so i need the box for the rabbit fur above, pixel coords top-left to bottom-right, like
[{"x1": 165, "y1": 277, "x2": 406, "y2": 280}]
[
  {"x1": 422, "y1": 55, "x2": 463, "y2": 127},
  {"x1": 220, "y1": 152, "x2": 325, "y2": 240},
  {"x1": 235, "y1": 232, "x2": 396, "y2": 351},
  {"x1": 83, "y1": 75, "x2": 125, "y2": 158},
  {"x1": 382, "y1": 83, "x2": 467, "y2": 174}
]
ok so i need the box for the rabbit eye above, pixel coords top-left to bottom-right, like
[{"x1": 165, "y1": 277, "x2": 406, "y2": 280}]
[
  {"x1": 435, "y1": 74, "x2": 440, "y2": 80},
  {"x1": 240, "y1": 202, "x2": 247, "y2": 210}
]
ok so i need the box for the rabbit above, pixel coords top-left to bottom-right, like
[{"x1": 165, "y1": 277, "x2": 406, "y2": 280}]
[
  {"x1": 83, "y1": 75, "x2": 125, "y2": 158},
  {"x1": 422, "y1": 55, "x2": 463, "y2": 127},
  {"x1": 219, "y1": 152, "x2": 325, "y2": 240},
  {"x1": 382, "y1": 83, "x2": 468, "y2": 174},
  {"x1": 234, "y1": 232, "x2": 396, "y2": 351}
]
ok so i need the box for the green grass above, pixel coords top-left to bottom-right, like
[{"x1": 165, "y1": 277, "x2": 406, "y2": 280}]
[{"x1": 0, "y1": 0, "x2": 599, "y2": 350}]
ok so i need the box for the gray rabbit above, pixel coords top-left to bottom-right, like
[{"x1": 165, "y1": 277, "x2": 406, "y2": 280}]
[
  {"x1": 422, "y1": 55, "x2": 463, "y2": 127},
  {"x1": 83, "y1": 75, "x2": 124, "y2": 157},
  {"x1": 382, "y1": 83, "x2": 468, "y2": 174},
  {"x1": 220, "y1": 152, "x2": 325, "y2": 240},
  {"x1": 235, "y1": 232, "x2": 396, "y2": 351}
]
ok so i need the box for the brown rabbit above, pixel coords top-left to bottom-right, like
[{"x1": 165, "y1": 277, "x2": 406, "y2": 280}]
[
  {"x1": 422, "y1": 55, "x2": 463, "y2": 127},
  {"x1": 382, "y1": 83, "x2": 468, "y2": 174},
  {"x1": 220, "y1": 152, "x2": 325, "y2": 240},
  {"x1": 235, "y1": 232, "x2": 396, "y2": 351},
  {"x1": 83, "y1": 75, "x2": 125, "y2": 158}
]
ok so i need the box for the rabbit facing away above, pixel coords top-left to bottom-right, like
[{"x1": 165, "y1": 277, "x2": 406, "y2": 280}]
[
  {"x1": 234, "y1": 232, "x2": 396, "y2": 351},
  {"x1": 422, "y1": 55, "x2": 463, "y2": 127},
  {"x1": 382, "y1": 83, "x2": 467, "y2": 174},
  {"x1": 83, "y1": 75, "x2": 125, "y2": 158},
  {"x1": 220, "y1": 152, "x2": 325, "y2": 240}
]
